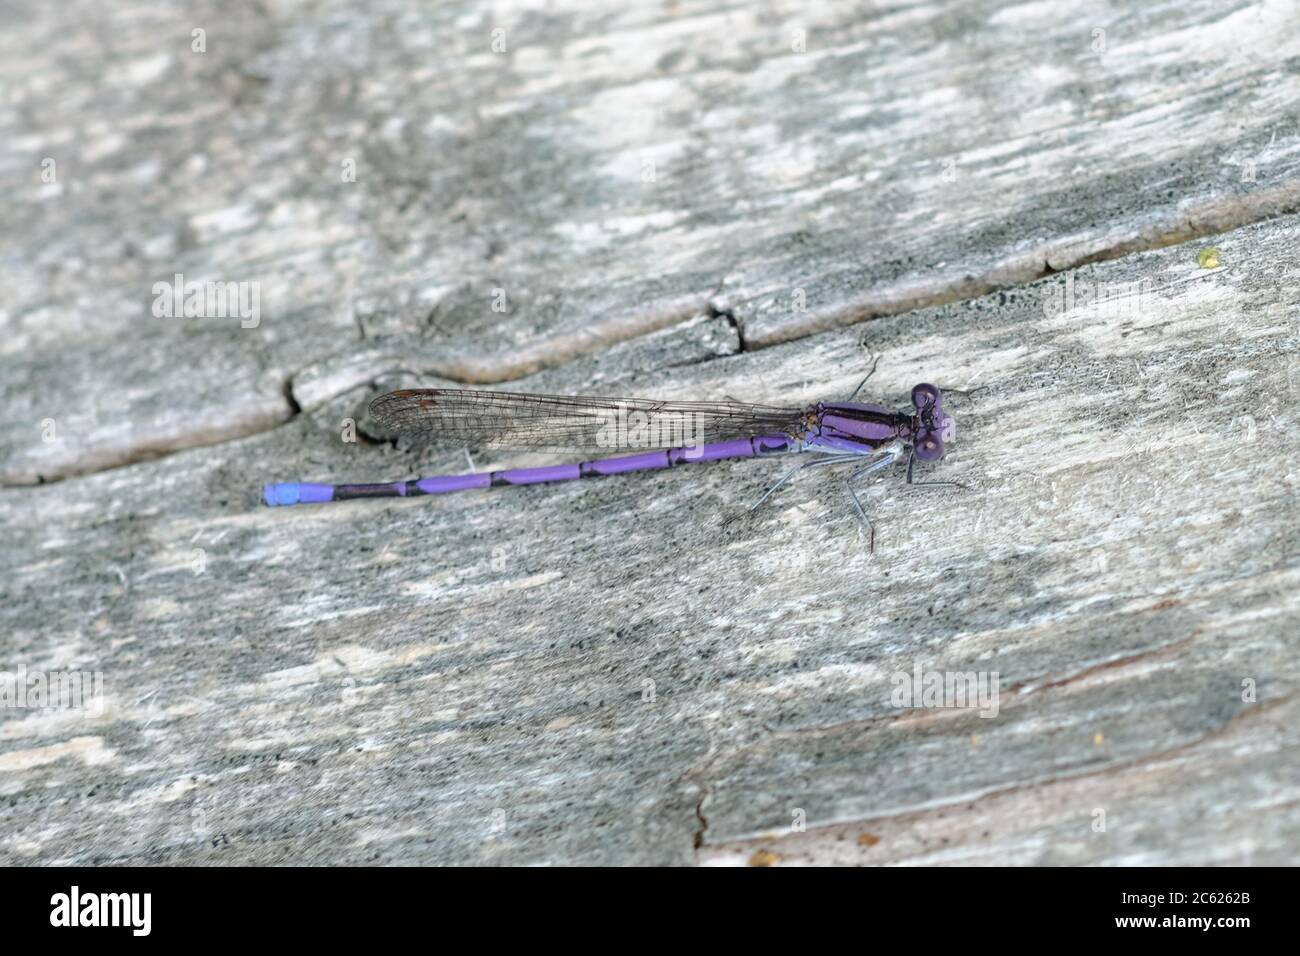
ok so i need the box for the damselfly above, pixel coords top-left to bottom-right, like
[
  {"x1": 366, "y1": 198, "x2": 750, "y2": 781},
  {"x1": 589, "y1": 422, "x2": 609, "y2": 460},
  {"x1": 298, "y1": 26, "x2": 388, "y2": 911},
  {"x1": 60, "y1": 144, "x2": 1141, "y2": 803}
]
[{"x1": 264, "y1": 369, "x2": 961, "y2": 547}]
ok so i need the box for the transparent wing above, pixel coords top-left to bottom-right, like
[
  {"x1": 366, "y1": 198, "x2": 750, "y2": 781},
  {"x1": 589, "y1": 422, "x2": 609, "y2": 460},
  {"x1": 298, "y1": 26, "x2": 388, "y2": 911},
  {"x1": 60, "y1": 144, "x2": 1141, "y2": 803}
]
[{"x1": 369, "y1": 388, "x2": 807, "y2": 452}]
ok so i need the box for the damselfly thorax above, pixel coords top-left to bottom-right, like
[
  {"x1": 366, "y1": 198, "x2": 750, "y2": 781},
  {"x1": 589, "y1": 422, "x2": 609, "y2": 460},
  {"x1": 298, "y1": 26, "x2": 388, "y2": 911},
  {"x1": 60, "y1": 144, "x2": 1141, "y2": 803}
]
[{"x1": 804, "y1": 385, "x2": 954, "y2": 460}]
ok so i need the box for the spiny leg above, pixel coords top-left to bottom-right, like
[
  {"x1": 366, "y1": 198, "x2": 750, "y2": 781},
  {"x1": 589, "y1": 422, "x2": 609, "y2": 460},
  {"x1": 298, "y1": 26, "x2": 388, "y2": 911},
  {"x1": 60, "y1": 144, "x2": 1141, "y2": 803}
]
[
  {"x1": 843, "y1": 480, "x2": 875, "y2": 552},
  {"x1": 905, "y1": 449, "x2": 967, "y2": 489},
  {"x1": 750, "y1": 454, "x2": 860, "y2": 510},
  {"x1": 724, "y1": 454, "x2": 859, "y2": 526},
  {"x1": 842, "y1": 451, "x2": 900, "y2": 552},
  {"x1": 844, "y1": 352, "x2": 882, "y2": 403}
]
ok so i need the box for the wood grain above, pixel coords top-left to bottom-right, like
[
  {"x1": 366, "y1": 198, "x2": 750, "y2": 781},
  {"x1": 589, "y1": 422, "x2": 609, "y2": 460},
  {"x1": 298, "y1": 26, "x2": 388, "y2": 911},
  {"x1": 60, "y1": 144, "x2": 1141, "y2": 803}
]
[
  {"x1": 2, "y1": 215, "x2": 1296, "y2": 864},
  {"x1": 1, "y1": 0, "x2": 1298, "y2": 865},
  {"x1": 6, "y1": 0, "x2": 1300, "y2": 482}
]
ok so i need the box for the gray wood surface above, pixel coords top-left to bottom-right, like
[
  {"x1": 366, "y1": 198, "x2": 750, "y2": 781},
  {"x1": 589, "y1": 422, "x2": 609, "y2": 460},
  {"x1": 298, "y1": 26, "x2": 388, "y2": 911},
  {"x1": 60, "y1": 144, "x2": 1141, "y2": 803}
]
[{"x1": 1, "y1": 0, "x2": 1298, "y2": 865}]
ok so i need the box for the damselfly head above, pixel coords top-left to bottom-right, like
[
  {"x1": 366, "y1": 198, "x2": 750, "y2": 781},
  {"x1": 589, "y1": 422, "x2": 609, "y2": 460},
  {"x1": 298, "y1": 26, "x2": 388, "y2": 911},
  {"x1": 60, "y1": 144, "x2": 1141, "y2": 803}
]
[{"x1": 910, "y1": 383, "x2": 955, "y2": 461}]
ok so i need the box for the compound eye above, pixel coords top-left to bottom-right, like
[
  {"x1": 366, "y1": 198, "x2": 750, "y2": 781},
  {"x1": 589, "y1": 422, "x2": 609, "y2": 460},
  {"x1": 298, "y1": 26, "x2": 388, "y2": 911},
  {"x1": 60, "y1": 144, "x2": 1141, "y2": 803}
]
[
  {"x1": 914, "y1": 434, "x2": 945, "y2": 461},
  {"x1": 912, "y1": 383, "x2": 942, "y2": 411}
]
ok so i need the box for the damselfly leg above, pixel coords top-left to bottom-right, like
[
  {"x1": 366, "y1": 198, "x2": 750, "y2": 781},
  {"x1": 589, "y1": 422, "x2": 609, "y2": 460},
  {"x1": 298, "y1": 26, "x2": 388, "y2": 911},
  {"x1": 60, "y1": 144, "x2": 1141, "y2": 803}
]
[
  {"x1": 725, "y1": 453, "x2": 861, "y2": 525},
  {"x1": 844, "y1": 352, "x2": 882, "y2": 403},
  {"x1": 905, "y1": 450, "x2": 967, "y2": 490},
  {"x1": 843, "y1": 449, "x2": 902, "y2": 552}
]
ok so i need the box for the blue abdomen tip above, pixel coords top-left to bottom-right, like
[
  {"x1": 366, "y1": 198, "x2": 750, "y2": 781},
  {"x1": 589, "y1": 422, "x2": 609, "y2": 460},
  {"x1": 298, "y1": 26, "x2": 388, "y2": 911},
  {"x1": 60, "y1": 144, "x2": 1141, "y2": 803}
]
[
  {"x1": 264, "y1": 482, "x2": 334, "y2": 506},
  {"x1": 264, "y1": 483, "x2": 300, "y2": 506}
]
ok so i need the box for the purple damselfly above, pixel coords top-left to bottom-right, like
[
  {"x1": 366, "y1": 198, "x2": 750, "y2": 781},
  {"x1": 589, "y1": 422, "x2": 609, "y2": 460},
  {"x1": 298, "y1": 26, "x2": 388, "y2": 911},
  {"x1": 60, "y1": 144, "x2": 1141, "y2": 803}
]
[{"x1": 263, "y1": 376, "x2": 958, "y2": 546}]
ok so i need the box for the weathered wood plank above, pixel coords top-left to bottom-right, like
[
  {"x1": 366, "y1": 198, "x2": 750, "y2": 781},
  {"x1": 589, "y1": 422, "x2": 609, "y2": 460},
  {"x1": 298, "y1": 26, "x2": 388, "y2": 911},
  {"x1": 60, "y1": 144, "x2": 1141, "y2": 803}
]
[
  {"x1": 6, "y1": 0, "x2": 1300, "y2": 483},
  {"x1": 2, "y1": 215, "x2": 1296, "y2": 864}
]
